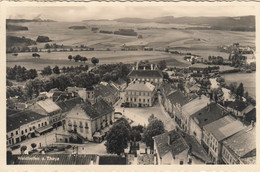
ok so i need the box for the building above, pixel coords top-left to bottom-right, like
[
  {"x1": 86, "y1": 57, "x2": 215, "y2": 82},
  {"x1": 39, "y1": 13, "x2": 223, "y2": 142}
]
[
  {"x1": 94, "y1": 83, "x2": 119, "y2": 105},
  {"x1": 189, "y1": 103, "x2": 228, "y2": 144},
  {"x1": 165, "y1": 90, "x2": 189, "y2": 119},
  {"x1": 227, "y1": 100, "x2": 255, "y2": 117},
  {"x1": 29, "y1": 99, "x2": 62, "y2": 127},
  {"x1": 222, "y1": 125, "x2": 256, "y2": 164},
  {"x1": 123, "y1": 81, "x2": 156, "y2": 107},
  {"x1": 128, "y1": 63, "x2": 163, "y2": 87},
  {"x1": 7, "y1": 110, "x2": 49, "y2": 146},
  {"x1": 111, "y1": 78, "x2": 127, "y2": 91},
  {"x1": 180, "y1": 95, "x2": 210, "y2": 132},
  {"x1": 64, "y1": 99, "x2": 114, "y2": 142},
  {"x1": 202, "y1": 115, "x2": 246, "y2": 163},
  {"x1": 153, "y1": 130, "x2": 190, "y2": 165},
  {"x1": 189, "y1": 64, "x2": 220, "y2": 75}
]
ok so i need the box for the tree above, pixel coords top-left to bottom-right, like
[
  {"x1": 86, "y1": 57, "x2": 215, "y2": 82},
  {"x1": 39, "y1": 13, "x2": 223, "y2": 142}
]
[
  {"x1": 44, "y1": 43, "x2": 51, "y2": 49},
  {"x1": 143, "y1": 116, "x2": 165, "y2": 150},
  {"x1": 91, "y1": 57, "x2": 99, "y2": 66},
  {"x1": 130, "y1": 129, "x2": 141, "y2": 141},
  {"x1": 229, "y1": 82, "x2": 237, "y2": 94},
  {"x1": 158, "y1": 60, "x2": 167, "y2": 70},
  {"x1": 53, "y1": 65, "x2": 60, "y2": 74},
  {"x1": 81, "y1": 57, "x2": 88, "y2": 63},
  {"x1": 244, "y1": 91, "x2": 249, "y2": 100},
  {"x1": 20, "y1": 146, "x2": 27, "y2": 154},
  {"x1": 41, "y1": 66, "x2": 52, "y2": 75},
  {"x1": 105, "y1": 120, "x2": 130, "y2": 155},
  {"x1": 68, "y1": 55, "x2": 73, "y2": 61},
  {"x1": 31, "y1": 143, "x2": 37, "y2": 150},
  {"x1": 236, "y1": 83, "x2": 244, "y2": 99}
]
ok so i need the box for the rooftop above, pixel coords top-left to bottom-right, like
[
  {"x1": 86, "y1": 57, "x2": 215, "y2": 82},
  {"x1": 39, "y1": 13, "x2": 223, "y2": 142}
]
[
  {"x1": 128, "y1": 70, "x2": 163, "y2": 78},
  {"x1": 7, "y1": 110, "x2": 46, "y2": 132},
  {"x1": 223, "y1": 126, "x2": 255, "y2": 158},
  {"x1": 37, "y1": 99, "x2": 61, "y2": 114},
  {"x1": 153, "y1": 130, "x2": 189, "y2": 159},
  {"x1": 203, "y1": 115, "x2": 246, "y2": 141},
  {"x1": 166, "y1": 90, "x2": 189, "y2": 106},
  {"x1": 126, "y1": 81, "x2": 155, "y2": 92},
  {"x1": 190, "y1": 103, "x2": 228, "y2": 128},
  {"x1": 95, "y1": 84, "x2": 118, "y2": 98},
  {"x1": 182, "y1": 95, "x2": 210, "y2": 117},
  {"x1": 57, "y1": 97, "x2": 83, "y2": 113},
  {"x1": 114, "y1": 78, "x2": 127, "y2": 85},
  {"x1": 227, "y1": 100, "x2": 253, "y2": 112}
]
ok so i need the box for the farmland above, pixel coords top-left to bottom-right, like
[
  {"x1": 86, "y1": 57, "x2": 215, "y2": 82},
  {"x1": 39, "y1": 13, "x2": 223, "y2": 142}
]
[{"x1": 6, "y1": 20, "x2": 255, "y2": 70}]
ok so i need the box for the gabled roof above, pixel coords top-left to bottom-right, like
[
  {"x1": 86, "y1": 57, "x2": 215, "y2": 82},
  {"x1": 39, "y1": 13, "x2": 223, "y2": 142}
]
[
  {"x1": 114, "y1": 78, "x2": 127, "y2": 85},
  {"x1": 128, "y1": 70, "x2": 163, "y2": 78},
  {"x1": 153, "y1": 130, "x2": 189, "y2": 159},
  {"x1": 161, "y1": 82, "x2": 174, "y2": 96},
  {"x1": 37, "y1": 99, "x2": 61, "y2": 113},
  {"x1": 203, "y1": 115, "x2": 246, "y2": 141},
  {"x1": 190, "y1": 103, "x2": 228, "y2": 128},
  {"x1": 182, "y1": 95, "x2": 210, "y2": 117},
  {"x1": 227, "y1": 100, "x2": 253, "y2": 112},
  {"x1": 95, "y1": 84, "x2": 118, "y2": 98},
  {"x1": 126, "y1": 82, "x2": 155, "y2": 92},
  {"x1": 57, "y1": 97, "x2": 83, "y2": 113},
  {"x1": 166, "y1": 90, "x2": 189, "y2": 106},
  {"x1": 79, "y1": 99, "x2": 114, "y2": 119},
  {"x1": 223, "y1": 126, "x2": 255, "y2": 158},
  {"x1": 7, "y1": 110, "x2": 46, "y2": 132}
]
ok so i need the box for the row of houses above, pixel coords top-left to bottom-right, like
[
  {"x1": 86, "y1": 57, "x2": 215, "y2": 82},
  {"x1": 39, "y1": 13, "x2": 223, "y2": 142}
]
[{"x1": 159, "y1": 79, "x2": 256, "y2": 164}]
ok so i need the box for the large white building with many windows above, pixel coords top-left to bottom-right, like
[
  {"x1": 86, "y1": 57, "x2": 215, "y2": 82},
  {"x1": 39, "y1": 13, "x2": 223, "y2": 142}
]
[{"x1": 123, "y1": 81, "x2": 156, "y2": 107}]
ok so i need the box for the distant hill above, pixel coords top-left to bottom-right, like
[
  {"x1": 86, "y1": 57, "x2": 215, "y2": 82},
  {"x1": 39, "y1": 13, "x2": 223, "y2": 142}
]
[
  {"x1": 68, "y1": 26, "x2": 87, "y2": 30},
  {"x1": 6, "y1": 36, "x2": 36, "y2": 47},
  {"x1": 7, "y1": 18, "x2": 56, "y2": 23},
  {"x1": 115, "y1": 15, "x2": 255, "y2": 31},
  {"x1": 6, "y1": 24, "x2": 28, "y2": 31}
]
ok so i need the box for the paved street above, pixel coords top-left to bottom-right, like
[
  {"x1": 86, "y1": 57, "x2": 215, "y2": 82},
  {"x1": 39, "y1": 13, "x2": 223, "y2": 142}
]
[{"x1": 114, "y1": 94, "x2": 177, "y2": 131}]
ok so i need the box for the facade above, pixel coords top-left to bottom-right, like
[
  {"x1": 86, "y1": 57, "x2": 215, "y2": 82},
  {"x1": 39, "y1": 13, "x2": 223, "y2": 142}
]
[
  {"x1": 189, "y1": 103, "x2": 228, "y2": 144},
  {"x1": 202, "y1": 115, "x2": 246, "y2": 163},
  {"x1": 180, "y1": 95, "x2": 210, "y2": 132},
  {"x1": 153, "y1": 130, "x2": 190, "y2": 165},
  {"x1": 64, "y1": 99, "x2": 114, "y2": 142},
  {"x1": 222, "y1": 125, "x2": 256, "y2": 164},
  {"x1": 29, "y1": 99, "x2": 62, "y2": 127},
  {"x1": 123, "y1": 81, "x2": 156, "y2": 107},
  {"x1": 7, "y1": 110, "x2": 49, "y2": 146}
]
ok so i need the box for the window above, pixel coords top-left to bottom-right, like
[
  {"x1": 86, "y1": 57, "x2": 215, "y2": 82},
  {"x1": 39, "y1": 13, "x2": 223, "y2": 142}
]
[
  {"x1": 45, "y1": 122, "x2": 47, "y2": 126},
  {"x1": 180, "y1": 160, "x2": 184, "y2": 165},
  {"x1": 42, "y1": 123, "x2": 44, "y2": 127},
  {"x1": 143, "y1": 99, "x2": 145, "y2": 102},
  {"x1": 21, "y1": 130, "x2": 24, "y2": 135},
  {"x1": 33, "y1": 126, "x2": 35, "y2": 130},
  {"x1": 11, "y1": 133, "x2": 13, "y2": 137},
  {"x1": 38, "y1": 124, "x2": 40, "y2": 127},
  {"x1": 139, "y1": 99, "x2": 141, "y2": 102},
  {"x1": 126, "y1": 98, "x2": 129, "y2": 101},
  {"x1": 134, "y1": 98, "x2": 136, "y2": 102},
  {"x1": 147, "y1": 99, "x2": 150, "y2": 103},
  {"x1": 16, "y1": 131, "x2": 18, "y2": 135},
  {"x1": 25, "y1": 129, "x2": 27, "y2": 133}
]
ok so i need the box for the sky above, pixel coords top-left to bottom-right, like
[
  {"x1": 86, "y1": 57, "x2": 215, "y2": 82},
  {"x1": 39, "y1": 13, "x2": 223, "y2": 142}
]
[{"x1": 7, "y1": 5, "x2": 256, "y2": 22}]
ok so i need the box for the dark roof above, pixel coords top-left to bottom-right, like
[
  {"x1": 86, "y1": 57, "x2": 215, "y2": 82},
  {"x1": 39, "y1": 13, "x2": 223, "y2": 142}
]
[
  {"x1": 181, "y1": 132, "x2": 212, "y2": 163},
  {"x1": 245, "y1": 108, "x2": 256, "y2": 124},
  {"x1": 166, "y1": 90, "x2": 189, "y2": 106},
  {"x1": 80, "y1": 103, "x2": 100, "y2": 119},
  {"x1": 99, "y1": 155, "x2": 126, "y2": 165},
  {"x1": 161, "y1": 82, "x2": 174, "y2": 96},
  {"x1": 190, "y1": 103, "x2": 228, "y2": 128},
  {"x1": 93, "y1": 99, "x2": 114, "y2": 116},
  {"x1": 7, "y1": 110, "x2": 46, "y2": 132},
  {"x1": 12, "y1": 154, "x2": 97, "y2": 165},
  {"x1": 128, "y1": 70, "x2": 163, "y2": 78},
  {"x1": 153, "y1": 130, "x2": 189, "y2": 158},
  {"x1": 52, "y1": 91, "x2": 72, "y2": 102},
  {"x1": 95, "y1": 84, "x2": 118, "y2": 98},
  {"x1": 57, "y1": 97, "x2": 83, "y2": 113},
  {"x1": 227, "y1": 100, "x2": 249, "y2": 112},
  {"x1": 6, "y1": 109, "x2": 20, "y2": 116}
]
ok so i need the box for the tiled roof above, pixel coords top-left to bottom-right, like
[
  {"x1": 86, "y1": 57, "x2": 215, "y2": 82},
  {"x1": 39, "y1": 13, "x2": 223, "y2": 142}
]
[
  {"x1": 227, "y1": 100, "x2": 252, "y2": 112},
  {"x1": 166, "y1": 90, "x2": 189, "y2": 106},
  {"x1": 114, "y1": 78, "x2": 127, "y2": 85},
  {"x1": 126, "y1": 82, "x2": 155, "y2": 92},
  {"x1": 57, "y1": 97, "x2": 83, "y2": 113},
  {"x1": 128, "y1": 70, "x2": 163, "y2": 78},
  {"x1": 37, "y1": 99, "x2": 61, "y2": 113},
  {"x1": 190, "y1": 103, "x2": 228, "y2": 128},
  {"x1": 223, "y1": 126, "x2": 255, "y2": 158},
  {"x1": 12, "y1": 154, "x2": 97, "y2": 165},
  {"x1": 203, "y1": 115, "x2": 246, "y2": 141},
  {"x1": 7, "y1": 110, "x2": 46, "y2": 132},
  {"x1": 161, "y1": 82, "x2": 174, "y2": 96},
  {"x1": 79, "y1": 99, "x2": 114, "y2": 119},
  {"x1": 153, "y1": 130, "x2": 189, "y2": 159},
  {"x1": 95, "y1": 84, "x2": 118, "y2": 98},
  {"x1": 7, "y1": 109, "x2": 20, "y2": 116},
  {"x1": 182, "y1": 95, "x2": 210, "y2": 117}
]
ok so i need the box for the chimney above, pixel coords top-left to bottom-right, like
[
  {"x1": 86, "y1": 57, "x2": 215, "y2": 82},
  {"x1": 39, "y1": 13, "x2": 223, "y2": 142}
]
[
  {"x1": 168, "y1": 134, "x2": 171, "y2": 145},
  {"x1": 251, "y1": 120, "x2": 255, "y2": 127}
]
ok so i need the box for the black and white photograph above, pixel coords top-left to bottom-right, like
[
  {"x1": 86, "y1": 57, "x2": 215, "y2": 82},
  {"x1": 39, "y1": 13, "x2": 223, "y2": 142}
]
[{"x1": 2, "y1": 2, "x2": 257, "y2": 168}]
